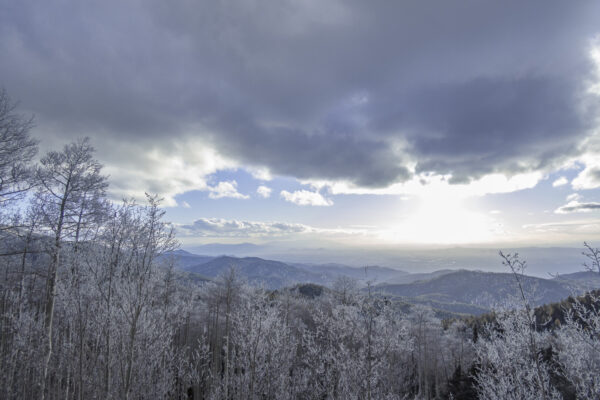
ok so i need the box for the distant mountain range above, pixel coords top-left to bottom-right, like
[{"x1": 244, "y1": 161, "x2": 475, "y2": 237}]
[
  {"x1": 180, "y1": 243, "x2": 590, "y2": 277},
  {"x1": 553, "y1": 270, "x2": 600, "y2": 288},
  {"x1": 165, "y1": 250, "x2": 407, "y2": 289},
  {"x1": 185, "y1": 243, "x2": 264, "y2": 256},
  {"x1": 166, "y1": 250, "x2": 600, "y2": 315},
  {"x1": 162, "y1": 249, "x2": 214, "y2": 269},
  {"x1": 375, "y1": 269, "x2": 600, "y2": 315},
  {"x1": 292, "y1": 262, "x2": 408, "y2": 284},
  {"x1": 187, "y1": 256, "x2": 322, "y2": 289}
]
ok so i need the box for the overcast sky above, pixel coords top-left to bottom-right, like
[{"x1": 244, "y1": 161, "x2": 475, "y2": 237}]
[{"x1": 2, "y1": 1, "x2": 600, "y2": 248}]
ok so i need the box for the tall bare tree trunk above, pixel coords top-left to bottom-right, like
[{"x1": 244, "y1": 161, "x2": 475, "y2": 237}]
[
  {"x1": 124, "y1": 310, "x2": 140, "y2": 400},
  {"x1": 42, "y1": 193, "x2": 67, "y2": 400}
]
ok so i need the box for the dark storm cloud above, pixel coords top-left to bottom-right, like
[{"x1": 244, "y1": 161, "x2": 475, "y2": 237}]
[
  {"x1": 397, "y1": 75, "x2": 594, "y2": 183},
  {"x1": 209, "y1": 121, "x2": 411, "y2": 187},
  {"x1": 1, "y1": 0, "x2": 599, "y2": 188}
]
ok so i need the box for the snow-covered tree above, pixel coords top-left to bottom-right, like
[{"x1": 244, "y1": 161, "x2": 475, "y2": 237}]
[
  {"x1": 555, "y1": 293, "x2": 600, "y2": 399},
  {"x1": 475, "y1": 308, "x2": 562, "y2": 400}
]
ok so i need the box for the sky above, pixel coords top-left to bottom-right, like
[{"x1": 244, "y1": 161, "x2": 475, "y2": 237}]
[{"x1": 2, "y1": 1, "x2": 600, "y2": 250}]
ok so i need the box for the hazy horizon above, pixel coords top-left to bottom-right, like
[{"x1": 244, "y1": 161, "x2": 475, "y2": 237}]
[{"x1": 177, "y1": 241, "x2": 589, "y2": 278}]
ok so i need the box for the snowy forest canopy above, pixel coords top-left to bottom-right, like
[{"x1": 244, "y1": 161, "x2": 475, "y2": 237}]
[{"x1": 1, "y1": 88, "x2": 600, "y2": 399}]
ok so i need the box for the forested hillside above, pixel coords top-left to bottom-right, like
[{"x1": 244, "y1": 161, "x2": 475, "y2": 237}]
[{"x1": 1, "y1": 89, "x2": 600, "y2": 399}]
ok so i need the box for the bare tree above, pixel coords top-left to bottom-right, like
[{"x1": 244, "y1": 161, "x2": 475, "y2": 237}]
[
  {"x1": 583, "y1": 241, "x2": 600, "y2": 274},
  {"x1": 332, "y1": 275, "x2": 358, "y2": 306},
  {"x1": 0, "y1": 88, "x2": 37, "y2": 208},
  {"x1": 109, "y1": 195, "x2": 178, "y2": 400},
  {"x1": 33, "y1": 138, "x2": 108, "y2": 399}
]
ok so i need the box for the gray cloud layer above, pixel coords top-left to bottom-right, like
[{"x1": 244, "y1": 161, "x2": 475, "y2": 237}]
[
  {"x1": 179, "y1": 218, "x2": 311, "y2": 238},
  {"x1": 2, "y1": 1, "x2": 599, "y2": 188},
  {"x1": 556, "y1": 201, "x2": 600, "y2": 214}
]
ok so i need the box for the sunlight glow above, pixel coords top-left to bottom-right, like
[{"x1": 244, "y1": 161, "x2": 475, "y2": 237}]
[{"x1": 382, "y1": 188, "x2": 501, "y2": 245}]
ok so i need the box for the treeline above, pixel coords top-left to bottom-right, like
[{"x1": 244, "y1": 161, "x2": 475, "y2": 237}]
[{"x1": 1, "y1": 88, "x2": 600, "y2": 399}]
